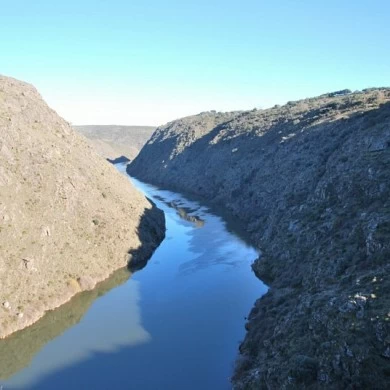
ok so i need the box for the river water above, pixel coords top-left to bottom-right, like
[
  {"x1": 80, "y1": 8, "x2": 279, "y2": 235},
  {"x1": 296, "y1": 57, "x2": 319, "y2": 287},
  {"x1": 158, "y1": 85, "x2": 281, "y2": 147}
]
[{"x1": 1, "y1": 165, "x2": 267, "y2": 389}]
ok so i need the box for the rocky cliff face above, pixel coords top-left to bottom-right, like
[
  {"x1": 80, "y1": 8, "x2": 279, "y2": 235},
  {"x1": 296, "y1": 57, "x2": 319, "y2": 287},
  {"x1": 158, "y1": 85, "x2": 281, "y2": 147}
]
[
  {"x1": 0, "y1": 76, "x2": 165, "y2": 338},
  {"x1": 128, "y1": 89, "x2": 390, "y2": 388}
]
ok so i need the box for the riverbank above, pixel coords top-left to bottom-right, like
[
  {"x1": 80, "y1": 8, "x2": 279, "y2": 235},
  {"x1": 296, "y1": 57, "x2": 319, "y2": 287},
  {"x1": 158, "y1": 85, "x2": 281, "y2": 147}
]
[{"x1": 128, "y1": 88, "x2": 390, "y2": 388}]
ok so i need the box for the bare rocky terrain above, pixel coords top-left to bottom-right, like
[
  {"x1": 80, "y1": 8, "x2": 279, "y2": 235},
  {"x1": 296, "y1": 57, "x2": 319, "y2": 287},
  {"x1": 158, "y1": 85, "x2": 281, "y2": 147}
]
[
  {"x1": 74, "y1": 125, "x2": 156, "y2": 160},
  {"x1": 0, "y1": 76, "x2": 165, "y2": 339},
  {"x1": 128, "y1": 89, "x2": 390, "y2": 388}
]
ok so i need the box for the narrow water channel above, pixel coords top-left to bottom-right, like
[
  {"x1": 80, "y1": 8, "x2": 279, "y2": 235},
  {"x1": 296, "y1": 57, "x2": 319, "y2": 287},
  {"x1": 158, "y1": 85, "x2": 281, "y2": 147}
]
[{"x1": 1, "y1": 164, "x2": 267, "y2": 390}]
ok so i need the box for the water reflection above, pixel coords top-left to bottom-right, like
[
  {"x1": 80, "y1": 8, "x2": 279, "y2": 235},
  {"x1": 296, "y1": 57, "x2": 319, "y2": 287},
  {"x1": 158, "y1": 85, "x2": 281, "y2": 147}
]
[
  {"x1": 2, "y1": 166, "x2": 267, "y2": 390},
  {"x1": 153, "y1": 195, "x2": 205, "y2": 228},
  {"x1": 131, "y1": 176, "x2": 259, "y2": 277},
  {"x1": 2, "y1": 268, "x2": 149, "y2": 388}
]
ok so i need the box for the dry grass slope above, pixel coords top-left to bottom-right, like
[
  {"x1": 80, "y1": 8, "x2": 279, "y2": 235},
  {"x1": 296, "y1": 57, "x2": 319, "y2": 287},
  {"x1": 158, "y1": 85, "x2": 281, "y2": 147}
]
[{"x1": 0, "y1": 76, "x2": 165, "y2": 338}]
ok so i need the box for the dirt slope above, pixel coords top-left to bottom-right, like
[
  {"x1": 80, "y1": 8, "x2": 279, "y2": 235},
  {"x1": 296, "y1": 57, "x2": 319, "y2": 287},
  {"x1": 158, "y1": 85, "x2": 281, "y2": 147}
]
[
  {"x1": 0, "y1": 76, "x2": 165, "y2": 338},
  {"x1": 128, "y1": 88, "x2": 390, "y2": 389}
]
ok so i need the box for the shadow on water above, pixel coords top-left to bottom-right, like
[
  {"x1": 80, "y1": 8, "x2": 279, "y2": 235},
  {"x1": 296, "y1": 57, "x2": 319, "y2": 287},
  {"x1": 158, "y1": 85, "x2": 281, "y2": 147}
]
[
  {"x1": 106, "y1": 155, "x2": 131, "y2": 164},
  {"x1": 127, "y1": 199, "x2": 165, "y2": 272}
]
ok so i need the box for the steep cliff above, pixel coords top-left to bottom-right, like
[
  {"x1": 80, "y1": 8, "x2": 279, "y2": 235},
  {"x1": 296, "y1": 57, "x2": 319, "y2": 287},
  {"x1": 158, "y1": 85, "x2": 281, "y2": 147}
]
[
  {"x1": 0, "y1": 76, "x2": 165, "y2": 338},
  {"x1": 128, "y1": 89, "x2": 390, "y2": 388}
]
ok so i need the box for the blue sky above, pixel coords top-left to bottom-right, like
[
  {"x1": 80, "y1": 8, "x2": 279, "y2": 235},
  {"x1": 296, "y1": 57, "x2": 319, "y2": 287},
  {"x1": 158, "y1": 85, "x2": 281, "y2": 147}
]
[{"x1": 1, "y1": 0, "x2": 389, "y2": 125}]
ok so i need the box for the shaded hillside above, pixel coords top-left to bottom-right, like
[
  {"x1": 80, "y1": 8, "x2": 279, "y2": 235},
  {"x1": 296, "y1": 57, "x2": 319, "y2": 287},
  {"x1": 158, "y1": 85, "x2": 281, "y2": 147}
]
[
  {"x1": 128, "y1": 88, "x2": 390, "y2": 389},
  {"x1": 0, "y1": 76, "x2": 165, "y2": 338},
  {"x1": 74, "y1": 125, "x2": 156, "y2": 160}
]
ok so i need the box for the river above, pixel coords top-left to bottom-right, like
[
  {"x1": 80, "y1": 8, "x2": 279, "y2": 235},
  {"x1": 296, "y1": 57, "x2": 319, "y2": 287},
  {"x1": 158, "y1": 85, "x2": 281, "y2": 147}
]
[{"x1": 1, "y1": 164, "x2": 267, "y2": 389}]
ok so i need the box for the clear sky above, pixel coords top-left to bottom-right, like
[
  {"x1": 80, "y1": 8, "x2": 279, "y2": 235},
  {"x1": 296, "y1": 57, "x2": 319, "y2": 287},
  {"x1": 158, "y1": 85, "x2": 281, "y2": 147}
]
[{"x1": 1, "y1": 0, "x2": 389, "y2": 125}]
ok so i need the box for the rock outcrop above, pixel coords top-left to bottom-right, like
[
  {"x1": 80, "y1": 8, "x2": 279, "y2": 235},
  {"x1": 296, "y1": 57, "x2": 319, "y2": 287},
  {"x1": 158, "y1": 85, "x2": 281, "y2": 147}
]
[
  {"x1": 74, "y1": 125, "x2": 156, "y2": 160},
  {"x1": 0, "y1": 76, "x2": 165, "y2": 338},
  {"x1": 128, "y1": 89, "x2": 390, "y2": 388}
]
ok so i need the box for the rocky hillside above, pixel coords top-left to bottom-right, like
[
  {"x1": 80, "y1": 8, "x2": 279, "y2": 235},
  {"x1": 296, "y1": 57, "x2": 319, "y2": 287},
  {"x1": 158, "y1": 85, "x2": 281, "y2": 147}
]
[
  {"x1": 74, "y1": 125, "x2": 156, "y2": 160},
  {"x1": 0, "y1": 76, "x2": 165, "y2": 339},
  {"x1": 128, "y1": 88, "x2": 390, "y2": 389}
]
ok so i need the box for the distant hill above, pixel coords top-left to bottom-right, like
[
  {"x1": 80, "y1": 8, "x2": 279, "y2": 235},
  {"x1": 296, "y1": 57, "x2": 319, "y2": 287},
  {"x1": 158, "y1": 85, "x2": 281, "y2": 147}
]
[{"x1": 74, "y1": 125, "x2": 156, "y2": 160}]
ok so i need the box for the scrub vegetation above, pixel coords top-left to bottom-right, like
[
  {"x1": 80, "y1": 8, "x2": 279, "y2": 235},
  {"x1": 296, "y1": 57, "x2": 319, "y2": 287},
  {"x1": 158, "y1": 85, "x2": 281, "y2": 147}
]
[{"x1": 128, "y1": 88, "x2": 390, "y2": 389}]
